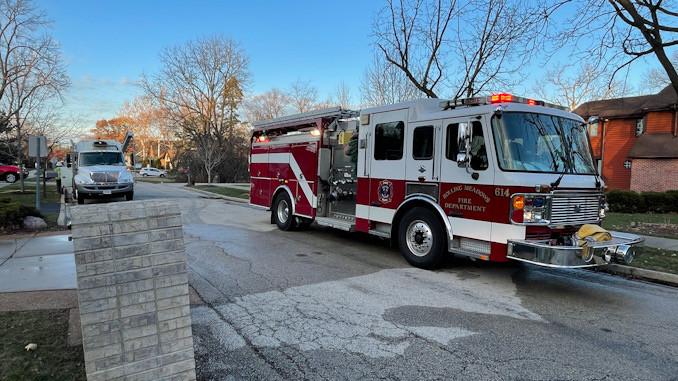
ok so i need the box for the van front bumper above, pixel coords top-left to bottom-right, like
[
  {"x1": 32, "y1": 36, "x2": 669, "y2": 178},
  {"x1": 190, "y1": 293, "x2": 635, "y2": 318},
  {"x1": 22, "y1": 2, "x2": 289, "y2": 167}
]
[
  {"x1": 507, "y1": 232, "x2": 644, "y2": 268},
  {"x1": 75, "y1": 182, "x2": 133, "y2": 196}
]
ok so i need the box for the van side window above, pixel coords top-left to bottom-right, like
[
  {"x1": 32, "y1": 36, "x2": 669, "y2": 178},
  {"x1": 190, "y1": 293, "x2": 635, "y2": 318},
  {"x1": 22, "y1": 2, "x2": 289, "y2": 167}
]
[
  {"x1": 375, "y1": 121, "x2": 404, "y2": 160},
  {"x1": 445, "y1": 123, "x2": 459, "y2": 160},
  {"x1": 412, "y1": 125, "x2": 434, "y2": 160}
]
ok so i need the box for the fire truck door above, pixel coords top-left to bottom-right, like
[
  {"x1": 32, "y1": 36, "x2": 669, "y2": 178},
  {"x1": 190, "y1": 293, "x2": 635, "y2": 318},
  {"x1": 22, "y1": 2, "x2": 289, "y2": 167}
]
[
  {"x1": 440, "y1": 117, "x2": 492, "y2": 185},
  {"x1": 366, "y1": 109, "x2": 408, "y2": 217},
  {"x1": 405, "y1": 121, "x2": 441, "y2": 182},
  {"x1": 440, "y1": 117, "x2": 494, "y2": 239}
]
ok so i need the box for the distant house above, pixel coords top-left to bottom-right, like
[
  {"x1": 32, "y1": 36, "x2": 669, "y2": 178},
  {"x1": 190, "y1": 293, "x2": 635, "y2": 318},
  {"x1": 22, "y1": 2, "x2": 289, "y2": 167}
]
[{"x1": 573, "y1": 85, "x2": 678, "y2": 192}]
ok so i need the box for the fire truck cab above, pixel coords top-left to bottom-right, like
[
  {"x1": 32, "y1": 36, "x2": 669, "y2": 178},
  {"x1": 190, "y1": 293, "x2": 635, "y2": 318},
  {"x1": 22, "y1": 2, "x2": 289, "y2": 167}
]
[{"x1": 249, "y1": 95, "x2": 644, "y2": 269}]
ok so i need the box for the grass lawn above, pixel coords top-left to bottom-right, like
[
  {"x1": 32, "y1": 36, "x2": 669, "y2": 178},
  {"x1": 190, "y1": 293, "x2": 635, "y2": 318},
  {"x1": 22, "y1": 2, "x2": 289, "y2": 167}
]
[
  {"x1": 603, "y1": 212, "x2": 678, "y2": 240},
  {"x1": 0, "y1": 309, "x2": 86, "y2": 380},
  {"x1": 633, "y1": 247, "x2": 678, "y2": 274},
  {"x1": 0, "y1": 181, "x2": 62, "y2": 230},
  {"x1": 1, "y1": 181, "x2": 61, "y2": 204},
  {"x1": 194, "y1": 185, "x2": 250, "y2": 199}
]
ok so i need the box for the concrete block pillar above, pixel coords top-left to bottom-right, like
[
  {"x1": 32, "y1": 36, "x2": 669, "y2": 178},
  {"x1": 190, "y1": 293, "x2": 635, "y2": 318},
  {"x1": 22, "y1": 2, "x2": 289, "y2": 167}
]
[{"x1": 71, "y1": 200, "x2": 196, "y2": 380}]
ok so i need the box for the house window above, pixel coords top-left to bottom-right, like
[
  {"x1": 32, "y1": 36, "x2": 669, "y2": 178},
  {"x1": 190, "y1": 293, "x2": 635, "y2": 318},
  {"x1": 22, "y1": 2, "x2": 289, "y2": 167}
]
[
  {"x1": 635, "y1": 118, "x2": 644, "y2": 137},
  {"x1": 623, "y1": 160, "x2": 632, "y2": 169}
]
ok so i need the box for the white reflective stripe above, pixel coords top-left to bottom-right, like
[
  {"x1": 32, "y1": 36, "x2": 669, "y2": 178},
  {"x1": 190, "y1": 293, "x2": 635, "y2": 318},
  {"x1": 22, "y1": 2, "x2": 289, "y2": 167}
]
[
  {"x1": 250, "y1": 153, "x2": 268, "y2": 163},
  {"x1": 367, "y1": 206, "x2": 396, "y2": 223},
  {"x1": 356, "y1": 204, "x2": 369, "y2": 219},
  {"x1": 490, "y1": 222, "x2": 526, "y2": 244},
  {"x1": 267, "y1": 152, "x2": 317, "y2": 208},
  {"x1": 448, "y1": 217, "x2": 526, "y2": 244}
]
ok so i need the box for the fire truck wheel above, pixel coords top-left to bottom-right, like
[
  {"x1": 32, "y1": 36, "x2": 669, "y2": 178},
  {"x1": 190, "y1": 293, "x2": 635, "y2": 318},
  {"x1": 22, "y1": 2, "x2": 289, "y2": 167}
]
[
  {"x1": 398, "y1": 208, "x2": 445, "y2": 269},
  {"x1": 273, "y1": 192, "x2": 295, "y2": 231}
]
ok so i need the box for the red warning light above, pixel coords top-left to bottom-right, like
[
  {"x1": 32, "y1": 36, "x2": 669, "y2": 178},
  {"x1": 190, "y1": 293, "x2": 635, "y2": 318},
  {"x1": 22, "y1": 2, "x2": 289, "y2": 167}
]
[
  {"x1": 528, "y1": 99, "x2": 536, "y2": 106},
  {"x1": 491, "y1": 93, "x2": 513, "y2": 103}
]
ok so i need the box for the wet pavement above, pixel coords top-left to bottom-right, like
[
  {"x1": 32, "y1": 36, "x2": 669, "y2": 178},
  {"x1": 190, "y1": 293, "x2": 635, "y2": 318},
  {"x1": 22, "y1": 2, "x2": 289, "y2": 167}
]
[{"x1": 0, "y1": 233, "x2": 76, "y2": 292}]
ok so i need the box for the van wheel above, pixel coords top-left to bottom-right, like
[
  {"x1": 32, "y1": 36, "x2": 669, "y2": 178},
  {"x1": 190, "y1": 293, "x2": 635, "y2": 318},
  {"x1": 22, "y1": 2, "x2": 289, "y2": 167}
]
[
  {"x1": 5, "y1": 172, "x2": 17, "y2": 183},
  {"x1": 76, "y1": 190, "x2": 85, "y2": 205},
  {"x1": 398, "y1": 207, "x2": 446, "y2": 269},
  {"x1": 273, "y1": 192, "x2": 295, "y2": 231},
  {"x1": 126, "y1": 191, "x2": 133, "y2": 201}
]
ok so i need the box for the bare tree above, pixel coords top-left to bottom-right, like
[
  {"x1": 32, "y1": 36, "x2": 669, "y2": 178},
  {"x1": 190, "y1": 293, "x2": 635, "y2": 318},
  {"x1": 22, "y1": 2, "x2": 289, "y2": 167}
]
[
  {"x1": 0, "y1": 0, "x2": 69, "y2": 190},
  {"x1": 141, "y1": 34, "x2": 250, "y2": 183},
  {"x1": 330, "y1": 81, "x2": 352, "y2": 109},
  {"x1": 288, "y1": 79, "x2": 319, "y2": 113},
  {"x1": 372, "y1": 0, "x2": 546, "y2": 99},
  {"x1": 360, "y1": 53, "x2": 422, "y2": 106},
  {"x1": 532, "y1": 63, "x2": 623, "y2": 110},
  {"x1": 244, "y1": 88, "x2": 291, "y2": 122},
  {"x1": 641, "y1": 49, "x2": 678, "y2": 93},
  {"x1": 546, "y1": 0, "x2": 678, "y2": 96},
  {"x1": 373, "y1": 0, "x2": 456, "y2": 98}
]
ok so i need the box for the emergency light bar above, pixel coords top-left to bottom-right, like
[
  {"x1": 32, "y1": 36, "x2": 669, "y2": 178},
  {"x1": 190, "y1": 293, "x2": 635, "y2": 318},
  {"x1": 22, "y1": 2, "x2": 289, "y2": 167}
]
[{"x1": 439, "y1": 93, "x2": 568, "y2": 111}]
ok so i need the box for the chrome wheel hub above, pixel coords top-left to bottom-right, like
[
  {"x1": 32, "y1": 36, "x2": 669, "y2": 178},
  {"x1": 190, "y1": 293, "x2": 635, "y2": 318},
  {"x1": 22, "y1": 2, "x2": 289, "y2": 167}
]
[{"x1": 406, "y1": 220, "x2": 433, "y2": 257}]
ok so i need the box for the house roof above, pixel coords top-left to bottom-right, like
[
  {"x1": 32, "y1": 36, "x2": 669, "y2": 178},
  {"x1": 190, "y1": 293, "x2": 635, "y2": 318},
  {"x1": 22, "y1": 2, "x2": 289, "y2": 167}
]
[
  {"x1": 627, "y1": 133, "x2": 678, "y2": 159},
  {"x1": 573, "y1": 85, "x2": 678, "y2": 119}
]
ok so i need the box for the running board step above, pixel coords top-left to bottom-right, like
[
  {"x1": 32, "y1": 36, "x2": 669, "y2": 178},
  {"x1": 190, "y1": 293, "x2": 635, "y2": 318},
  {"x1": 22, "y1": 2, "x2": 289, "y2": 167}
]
[{"x1": 314, "y1": 217, "x2": 355, "y2": 232}]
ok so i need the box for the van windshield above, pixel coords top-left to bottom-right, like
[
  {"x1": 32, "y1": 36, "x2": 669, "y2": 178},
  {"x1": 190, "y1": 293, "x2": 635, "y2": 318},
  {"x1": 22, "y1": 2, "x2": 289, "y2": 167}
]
[
  {"x1": 491, "y1": 112, "x2": 596, "y2": 174},
  {"x1": 80, "y1": 152, "x2": 125, "y2": 166}
]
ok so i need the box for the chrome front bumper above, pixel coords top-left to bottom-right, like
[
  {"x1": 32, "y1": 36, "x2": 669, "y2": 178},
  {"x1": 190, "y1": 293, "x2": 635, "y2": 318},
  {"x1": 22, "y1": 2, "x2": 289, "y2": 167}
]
[{"x1": 507, "y1": 232, "x2": 645, "y2": 268}]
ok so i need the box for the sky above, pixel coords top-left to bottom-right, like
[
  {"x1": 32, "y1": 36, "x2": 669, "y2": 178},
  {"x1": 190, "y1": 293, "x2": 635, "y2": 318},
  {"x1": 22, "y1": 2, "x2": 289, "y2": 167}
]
[
  {"x1": 34, "y1": 0, "x2": 667, "y2": 135},
  {"x1": 37, "y1": 0, "x2": 383, "y2": 130}
]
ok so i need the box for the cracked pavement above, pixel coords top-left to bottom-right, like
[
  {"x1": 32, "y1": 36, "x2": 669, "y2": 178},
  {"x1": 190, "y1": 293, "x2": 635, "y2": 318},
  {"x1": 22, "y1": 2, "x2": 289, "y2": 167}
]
[{"x1": 134, "y1": 183, "x2": 678, "y2": 380}]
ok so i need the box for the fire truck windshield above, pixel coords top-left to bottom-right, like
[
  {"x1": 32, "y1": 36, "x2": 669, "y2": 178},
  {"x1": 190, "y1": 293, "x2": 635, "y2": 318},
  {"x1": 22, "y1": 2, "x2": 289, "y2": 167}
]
[{"x1": 491, "y1": 112, "x2": 596, "y2": 174}]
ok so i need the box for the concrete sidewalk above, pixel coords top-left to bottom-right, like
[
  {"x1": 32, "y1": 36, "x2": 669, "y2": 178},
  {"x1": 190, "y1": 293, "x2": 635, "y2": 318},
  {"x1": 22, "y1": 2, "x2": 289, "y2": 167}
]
[{"x1": 0, "y1": 232, "x2": 76, "y2": 293}]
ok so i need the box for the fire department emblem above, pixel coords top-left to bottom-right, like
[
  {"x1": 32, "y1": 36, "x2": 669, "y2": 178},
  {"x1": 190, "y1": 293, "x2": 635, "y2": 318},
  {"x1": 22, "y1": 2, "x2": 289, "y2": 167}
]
[{"x1": 378, "y1": 179, "x2": 394, "y2": 204}]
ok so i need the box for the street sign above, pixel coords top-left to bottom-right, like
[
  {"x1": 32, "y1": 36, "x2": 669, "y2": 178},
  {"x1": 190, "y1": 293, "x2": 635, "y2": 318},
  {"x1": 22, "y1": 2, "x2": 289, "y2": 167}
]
[{"x1": 28, "y1": 135, "x2": 47, "y2": 158}]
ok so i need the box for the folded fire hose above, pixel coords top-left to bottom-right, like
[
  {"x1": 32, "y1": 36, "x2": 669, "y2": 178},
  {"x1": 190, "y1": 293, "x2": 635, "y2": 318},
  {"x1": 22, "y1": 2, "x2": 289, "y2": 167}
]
[{"x1": 575, "y1": 224, "x2": 612, "y2": 260}]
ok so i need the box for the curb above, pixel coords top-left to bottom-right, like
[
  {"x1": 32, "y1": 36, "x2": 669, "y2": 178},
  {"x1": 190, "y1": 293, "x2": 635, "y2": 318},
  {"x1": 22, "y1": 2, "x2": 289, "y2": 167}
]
[
  {"x1": 182, "y1": 185, "x2": 249, "y2": 204},
  {"x1": 598, "y1": 264, "x2": 678, "y2": 287}
]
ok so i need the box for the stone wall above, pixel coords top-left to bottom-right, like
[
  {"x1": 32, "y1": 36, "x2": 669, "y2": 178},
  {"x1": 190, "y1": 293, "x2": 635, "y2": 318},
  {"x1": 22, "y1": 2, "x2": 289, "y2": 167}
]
[{"x1": 71, "y1": 200, "x2": 196, "y2": 380}]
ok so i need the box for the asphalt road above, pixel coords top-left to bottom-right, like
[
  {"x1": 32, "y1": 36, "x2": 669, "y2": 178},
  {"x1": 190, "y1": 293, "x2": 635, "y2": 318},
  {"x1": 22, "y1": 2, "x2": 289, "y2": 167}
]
[{"x1": 135, "y1": 182, "x2": 678, "y2": 380}]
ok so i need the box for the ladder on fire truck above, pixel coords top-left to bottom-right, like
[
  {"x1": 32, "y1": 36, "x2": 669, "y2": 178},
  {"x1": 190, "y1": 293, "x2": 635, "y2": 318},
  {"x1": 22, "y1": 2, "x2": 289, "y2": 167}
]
[{"x1": 253, "y1": 106, "x2": 359, "y2": 129}]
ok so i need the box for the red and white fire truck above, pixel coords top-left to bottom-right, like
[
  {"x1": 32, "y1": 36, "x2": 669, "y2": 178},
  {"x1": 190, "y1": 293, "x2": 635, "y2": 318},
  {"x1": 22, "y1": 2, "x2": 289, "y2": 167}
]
[{"x1": 249, "y1": 94, "x2": 644, "y2": 269}]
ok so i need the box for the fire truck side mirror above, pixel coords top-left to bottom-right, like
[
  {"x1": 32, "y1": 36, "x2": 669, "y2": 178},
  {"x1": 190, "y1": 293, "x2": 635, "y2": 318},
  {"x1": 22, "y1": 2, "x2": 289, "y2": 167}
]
[{"x1": 456, "y1": 122, "x2": 471, "y2": 168}]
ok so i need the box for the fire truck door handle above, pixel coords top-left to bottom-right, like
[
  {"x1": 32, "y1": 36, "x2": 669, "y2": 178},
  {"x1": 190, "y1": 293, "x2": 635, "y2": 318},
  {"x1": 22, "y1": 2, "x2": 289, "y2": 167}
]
[
  {"x1": 449, "y1": 211, "x2": 463, "y2": 217},
  {"x1": 371, "y1": 201, "x2": 381, "y2": 207}
]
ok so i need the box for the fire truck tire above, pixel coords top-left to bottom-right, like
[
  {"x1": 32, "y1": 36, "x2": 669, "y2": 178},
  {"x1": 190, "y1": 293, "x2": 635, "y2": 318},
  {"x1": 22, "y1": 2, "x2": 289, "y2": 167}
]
[
  {"x1": 398, "y1": 207, "x2": 446, "y2": 269},
  {"x1": 273, "y1": 192, "x2": 295, "y2": 231}
]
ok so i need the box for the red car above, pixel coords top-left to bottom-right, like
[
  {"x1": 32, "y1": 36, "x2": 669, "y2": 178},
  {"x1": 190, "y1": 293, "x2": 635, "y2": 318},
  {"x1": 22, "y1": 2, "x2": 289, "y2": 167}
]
[{"x1": 0, "y1": 163, "x2": 29, "y2": 183}]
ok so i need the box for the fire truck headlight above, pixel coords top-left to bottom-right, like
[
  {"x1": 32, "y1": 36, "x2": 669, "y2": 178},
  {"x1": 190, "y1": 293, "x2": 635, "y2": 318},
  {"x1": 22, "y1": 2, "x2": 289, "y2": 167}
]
[
  {"x1": 512, "y1": 194, "x2": 548, "y2": 225},
  {"x1": 524, "y1": 210, "x2": 534, "y2": 221}
]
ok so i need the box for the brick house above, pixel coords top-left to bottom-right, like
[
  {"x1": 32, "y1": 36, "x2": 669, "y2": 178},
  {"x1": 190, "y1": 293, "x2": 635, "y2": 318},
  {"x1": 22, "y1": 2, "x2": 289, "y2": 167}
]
[{"x1": 573, "y1": 85, "x2": 678, "y2": 192}]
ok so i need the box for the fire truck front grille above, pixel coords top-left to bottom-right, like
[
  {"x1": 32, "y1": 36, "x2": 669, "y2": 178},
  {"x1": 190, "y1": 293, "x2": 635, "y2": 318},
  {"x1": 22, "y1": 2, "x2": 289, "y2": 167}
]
[
  {"x1": 91, "y1": 172, "x2": 120, "y2": 182},
  {"x1": 550, "y1": 195, "x2": 601, "y2": 226}
]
